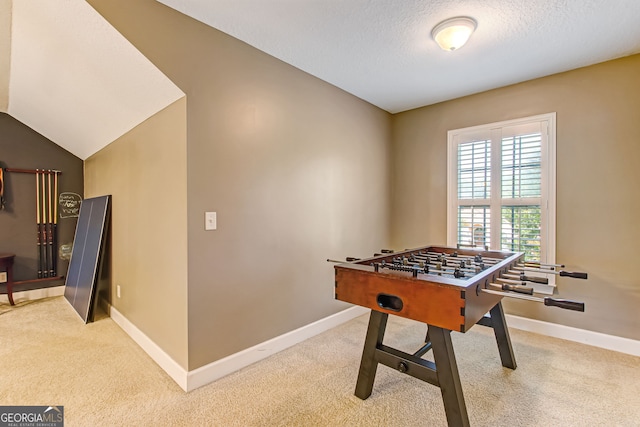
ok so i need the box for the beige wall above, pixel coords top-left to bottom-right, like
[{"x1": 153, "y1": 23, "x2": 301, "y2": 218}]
[
  {"x1": 391, "y1": 54, "x2": 640, "y2": 340},
  {"x1": 86, "y1": 0, "x2": 638, "y2": 372},
  {"x1": 182, "y1": 26, "x2": 391, "y2": 369},
  {"x1": 84, "y1": 98, "x2": 189, "y2": 368},
  {"x1": 89, "y1": 0, "x2": 391, "y2": 370}
]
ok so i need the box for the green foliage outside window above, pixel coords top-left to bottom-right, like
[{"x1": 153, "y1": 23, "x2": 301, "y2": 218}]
[{"x1": 501, "y1": 205, "x2": 541, "y2": 261}]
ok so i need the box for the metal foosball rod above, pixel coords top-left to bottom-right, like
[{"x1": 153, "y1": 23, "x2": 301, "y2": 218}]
[
  {"x1": 371, "y1": 261, "x2": 472, "y2": 279},
  {"x1": 417, "y1": 248, "x2": 574, "y2": 275},
  {"x1": 328, "y1": 255, "x2": 476, "y2": 279},
  {"x1": 426, "y1": 251, "x2": 502, "y2": 264},
  {"x1": 409, "y1": 246, "x2": 565, "y2": 272},
  {"x1": 408, "y1": 253, "x2": 487, "y2": 272},
  {"x1": 501, "y1": 271, "x2": 549, "y2": 284},
  {"x1": 410, "y1": 252, "x2": 465, "y2": 265},
  {"x1": 511, "y1": 265, "x2": 588, "y2": 279},
  {"x1": 495, "y1": 277, "x2": 535, "y2": 290},
  {"x1": 482, "y1": 287, "x2": 585, "y2": 312},
  {"x1": 402, "y1": 259, "x2": 479, "y2": 276},
  {"x1": 489, "y1": 282, "x2": 534, "y2": 295},
  {"x1": 356, "y1": 248, "x2": 501, "y2": 269},
  {"x1": 522, "y1": 261, "x2": 565, "y2": 269}
]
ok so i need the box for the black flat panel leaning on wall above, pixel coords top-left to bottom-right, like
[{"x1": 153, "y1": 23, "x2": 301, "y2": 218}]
[
  {"x1": 0, "y1": 113, "x2": 84, "y2": 295},
  {"x1": 64, "y1": 195, "x2": 111, "y2": 323}
]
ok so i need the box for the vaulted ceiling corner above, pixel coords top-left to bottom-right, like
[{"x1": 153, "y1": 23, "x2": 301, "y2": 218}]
[
  {"x1": 5, "y1": 0, "x2": 184, "y2": 160},
  {"x1": 0, "y1": 0, "x2": 12, "y2": 113}
]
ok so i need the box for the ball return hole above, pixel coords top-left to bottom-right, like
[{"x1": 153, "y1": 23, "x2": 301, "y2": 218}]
[{"x1": 377, "y1": 293, "x2": 403, "y2": 311}]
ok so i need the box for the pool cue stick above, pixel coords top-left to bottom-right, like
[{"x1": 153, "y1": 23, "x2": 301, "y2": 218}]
[
  {"x1": 41, "y1": 171, "x2": 49, "y2": 277},
  {"x1": 53, "y1": 171, "x2": 58, "y2": 276},
  {"x1": 36, "y1": 170, "x2": 43, "y2": 278},
  {"x1": 482, "y1": 287, "x2": 585, "y2": 311},
  {"x1": 0, "y1": 167, "x2": 5, "y2": 210},
  {"x1": 47, "y1": 171, "x2": 54, "y2": 277}
]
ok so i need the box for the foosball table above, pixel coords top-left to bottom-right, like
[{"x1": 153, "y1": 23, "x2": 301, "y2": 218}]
[{"x1": 329, "y1": 245, "x2": 586, "y2": 427}]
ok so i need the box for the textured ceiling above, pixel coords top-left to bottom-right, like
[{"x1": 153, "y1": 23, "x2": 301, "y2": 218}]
[
  {"x1": 5, "y1": 0, "x2": 184, "y2": 160},
  {"x1": 158, "y1": 0, "x2": 640, "y2": 113}
]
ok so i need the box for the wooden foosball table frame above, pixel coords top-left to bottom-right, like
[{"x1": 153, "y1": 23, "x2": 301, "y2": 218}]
[{"x1": 333, "y1": 245, "x2": 584, "y2": 427}]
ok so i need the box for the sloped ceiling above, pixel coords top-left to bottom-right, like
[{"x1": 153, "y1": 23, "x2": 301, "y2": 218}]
[
  {"x1": 0, "y1": 0, "x2": 10, "y2": 112},
  {"x1": 158, "y1": 0, "x2": 640, "y2": 113},
  {"x1": 3, "y1": 0, "x2": 184, "y2": 160},
  {"x1": 3, "y1": 1, "x2": 640, "y2": 158}
]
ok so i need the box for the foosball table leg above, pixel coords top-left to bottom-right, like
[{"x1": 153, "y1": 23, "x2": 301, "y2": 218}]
[
  {"x1": 488, "y1": 302, "x2": 517, "y2": 370},
  {"x1": 354, "y1": 310, "x2": 388, "y2": 399},
  {"x1": 429, "y1": 325, "x2": 470, "y2": 427},
  {"x1": 354, "y1": 311, "x2": 471, "y2": 427}
]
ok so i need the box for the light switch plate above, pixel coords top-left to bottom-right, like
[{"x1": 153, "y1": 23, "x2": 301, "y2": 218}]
[
  {"x1": 0, "y1": 272, "x2": 6, "y2": 283},
  {"x1": 205, "y1": 211, "x2": 217, "y2": 230}
]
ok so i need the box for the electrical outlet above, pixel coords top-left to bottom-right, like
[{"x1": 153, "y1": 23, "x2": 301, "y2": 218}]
[
  {"x1": 205, "y1": 211, "x2": 217, "y2": 230},
  {"x1": 116, "y1": 285, "x2": 121, "y2": 298},
  {"x1": 0, "y1": 272, "x2": 6, "y2": 283}
]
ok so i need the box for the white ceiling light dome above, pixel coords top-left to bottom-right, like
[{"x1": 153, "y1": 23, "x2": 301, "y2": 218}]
[{"x1": 432, "y1": 17, "x2": 477, "y2": 51}]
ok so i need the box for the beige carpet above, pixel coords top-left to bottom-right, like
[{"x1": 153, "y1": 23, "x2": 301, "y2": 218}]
[{"x1": 1, "y1": 296, "x2": 639, "y2": 426}]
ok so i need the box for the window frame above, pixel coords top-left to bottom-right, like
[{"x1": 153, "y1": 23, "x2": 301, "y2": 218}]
[{"x1": 446, "y1": 113, "x2": 556, "y2": 292}]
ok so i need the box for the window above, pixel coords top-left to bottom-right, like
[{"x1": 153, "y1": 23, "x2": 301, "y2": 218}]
[{"x1": 447, "y1": 114, "x2": 556, "y2": 289}]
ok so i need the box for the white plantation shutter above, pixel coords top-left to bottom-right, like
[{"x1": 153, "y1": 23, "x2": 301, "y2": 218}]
[
  {"x1": 447, "y1": 114, "x2": 555, "y2": 268},
  {"x1": 457, "y1": 139, "x2": 491, "y2": 200},
  {"x1": 501, "y1": 133, "x2": 541, "y2": 199},
  {"x1": 456, "y1": 138, "x2": 492, "y2": 247},
  {"x1": 500, "y1": 131, "x2": 543, "y2": 258},
  {"x1": 457, "y1": 205, "x2": 490, "y2": 248}
]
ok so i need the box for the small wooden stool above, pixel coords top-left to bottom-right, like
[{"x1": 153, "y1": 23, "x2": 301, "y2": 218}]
[{"x1": 0, "y1": 253, "x2": 16, "y2": 305}]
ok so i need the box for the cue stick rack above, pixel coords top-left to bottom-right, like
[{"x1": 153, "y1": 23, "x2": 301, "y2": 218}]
[{"x1": 2, "y1": 167, "x2": 64, "y2": 284}]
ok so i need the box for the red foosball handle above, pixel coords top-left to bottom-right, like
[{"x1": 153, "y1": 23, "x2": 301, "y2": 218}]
[{"x1": 544, "y1": 298, "x2": 585, "y2": 312}]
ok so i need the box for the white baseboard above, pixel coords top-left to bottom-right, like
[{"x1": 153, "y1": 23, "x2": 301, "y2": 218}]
[
  {"x1": 505, "y1": 314, "x2": 640, "y2": 357},
  {"x1": 109, "y1": 304, "x2": 369, "y2": 392},
  {"x1": 109, "y1": 306, "x2": 189, "y2": 391},
  {"x1": 0, "y1": 285, "x2": 65, "y2": 304},
  {"x1": 109, "y1": 305, "x2": 639, "y2": 394},
  {"x1": 186, "y1": 306, "x2": 369, "y2": 391}
]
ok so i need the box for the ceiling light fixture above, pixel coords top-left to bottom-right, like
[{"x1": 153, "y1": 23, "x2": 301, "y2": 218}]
[{"x1": 432, "y1": 17, "x2": 477, "y2": 51}]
